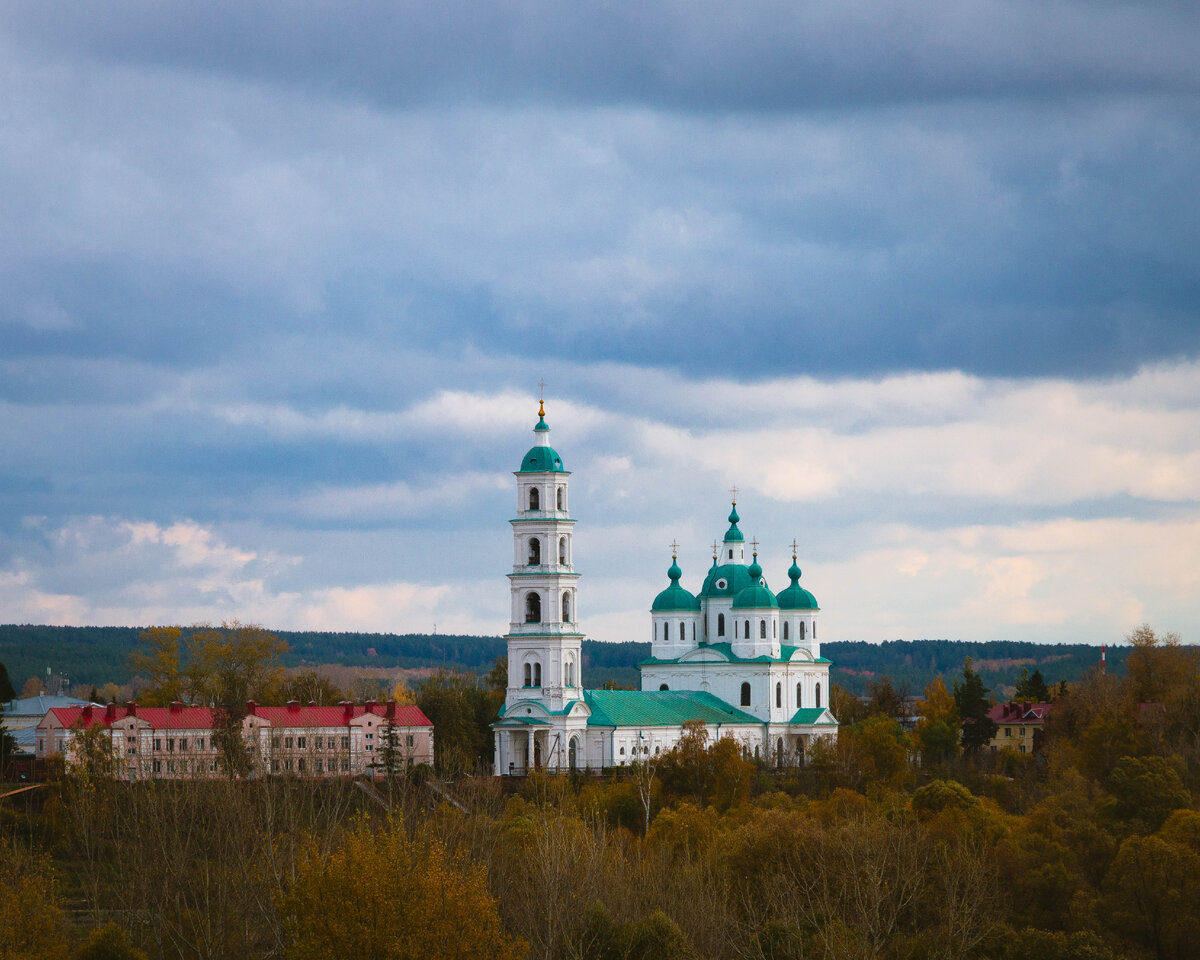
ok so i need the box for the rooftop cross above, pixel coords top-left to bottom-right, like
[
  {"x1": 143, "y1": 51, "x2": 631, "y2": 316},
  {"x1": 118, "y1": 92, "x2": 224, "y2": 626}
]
[
  {"x1": 670, "y1": 539, "x2": 679, "y2": 558},
  {"x1": 537, "y1": 378, "x2": 546, "y2": 417},
  {"x1": 790, "y1": 538, "x2": 799, "y2": 558},
  {"x1": 729, "y1": 485, "x2": 739, "y2": 504},
  {"x1": 710, "y1": 540, "x2": 720, "y2": 558},
  {"x1": 750, "y1": 537, "x2": 759, "y2": 554}
]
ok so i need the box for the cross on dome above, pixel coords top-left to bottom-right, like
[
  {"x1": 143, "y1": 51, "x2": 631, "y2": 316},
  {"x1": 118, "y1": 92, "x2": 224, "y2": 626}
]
[
  {"x1": 729, "y1": 485, "x2": 739, "y2": 503},
  {"x1": 790, "y1": 538, "x2": 799, "y2": 558},
  {"x1": 537, "y1": 378, "x2": 546, "y2": 418},
  {"x1": 670, "y1": 539, "x2": 680, "y2": 558}
]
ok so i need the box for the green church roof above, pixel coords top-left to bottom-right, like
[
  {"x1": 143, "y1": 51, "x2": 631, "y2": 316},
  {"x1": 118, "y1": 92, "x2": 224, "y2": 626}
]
[
  {"x1": 723, "y1": 503, "x2": 744, "y2": 542},
  {"x1": 584, "y1": 689, "x2": 761, "y2": 727},
  {"x1": 519, "y1": 445, "x2": 566, "y2": 472},
  {"x1": 698, "y1": 562, "x2": 761, "y2": 599},
  {"x1": 776, "y1": 557, "x2": 818, "y2": 609},
  {"x1": 652, "y1": 555, "x2": 701, "y2": 611},
  {"x1": 788, "y1": 707, "x2": 838, "y2": 725},
  {"x1": 732, "y1": 584, "x2": 778, "y2": 609}
]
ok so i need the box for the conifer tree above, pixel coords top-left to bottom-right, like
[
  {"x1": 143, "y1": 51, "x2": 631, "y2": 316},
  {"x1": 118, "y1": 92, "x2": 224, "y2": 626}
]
[{"x1": 954, "y1": 659, "x2": 998, "y2": 753}]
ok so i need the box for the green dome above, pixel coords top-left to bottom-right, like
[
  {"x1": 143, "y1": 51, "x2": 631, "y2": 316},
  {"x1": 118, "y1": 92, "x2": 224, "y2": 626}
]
[
  {"x1": 724, "y1": 503, "x2": 744, "y2": 543},
  {"x1": 519, "y1": 445, "x2": 565, "y2": 472},
  {"x1": 776, "y1": 558, "x2": 818, "y2": 610},
  {"x1": 698, "y1": 562, "x2": 760, "y2": 599},
  {"x1": 747, "y1": 554, "x2": 762, "y2": 580},
  {"x1": 732, "y1": 583, "x2": 778, "y2": 609},
  {"x1": 652, "y1": 555, "x2": 700, "y2": 611}
]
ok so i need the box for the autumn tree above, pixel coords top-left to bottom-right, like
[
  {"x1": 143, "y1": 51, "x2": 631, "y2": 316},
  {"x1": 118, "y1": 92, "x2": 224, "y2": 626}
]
[
  {"x1": 1124, "y1": 624, "x2": 1194, "y2": 705},
  {"x1": 915, "y1": 675, "x2": 961, "y2": 765},
  {"x1": 127, "y1": 626, "x2": 184, "y2": 705},
  {"x1": 281, "y1": 815, "x2": 526, "y2": 960},
  {"x1": 416, "y1": 670, "x2": 502, "y2": 775},
  {"x1": 0, "y1": 840, "x2": 69, "y2": 960},
  {"x1": 278, "y1": 670, "x2": 343, "y2": 706}
]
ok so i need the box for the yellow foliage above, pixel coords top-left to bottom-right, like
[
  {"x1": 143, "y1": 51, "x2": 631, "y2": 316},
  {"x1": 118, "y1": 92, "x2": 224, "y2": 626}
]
[
  {"x1": 281, "y1": 815, "x2": 526, "y2": 960},
  {"x1": 0, "y1": 840, "x2": 69, "y2": 960}
]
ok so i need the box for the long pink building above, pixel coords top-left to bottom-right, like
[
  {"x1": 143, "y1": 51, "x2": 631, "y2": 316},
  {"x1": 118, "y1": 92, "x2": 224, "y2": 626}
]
[{"x1": 36, "y1": 699, "x2": 434, "y2": 779}]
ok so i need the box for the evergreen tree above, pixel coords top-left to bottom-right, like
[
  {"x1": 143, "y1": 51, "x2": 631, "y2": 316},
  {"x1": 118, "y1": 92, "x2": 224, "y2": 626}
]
[
  {"x1": 954, "y1": 659, "x2": 997, "y2": 753},
  {"x1": 1014, "y1": 667, "x2": 1052, "y2": 702},
  {"x1": 0, "y1": 661, "x2": 15, "y2": 702}
]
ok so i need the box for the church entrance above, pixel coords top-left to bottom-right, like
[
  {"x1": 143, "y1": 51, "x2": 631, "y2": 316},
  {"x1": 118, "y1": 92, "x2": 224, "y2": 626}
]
[{"x1": 568, "y1": 737, "x2": 578, "y2": 770}]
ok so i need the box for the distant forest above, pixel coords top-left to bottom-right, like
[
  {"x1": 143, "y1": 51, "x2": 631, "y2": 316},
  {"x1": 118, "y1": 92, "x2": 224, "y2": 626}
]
[{"x1": 1, "y1": 623, "x2": 1127, "y2": 699}]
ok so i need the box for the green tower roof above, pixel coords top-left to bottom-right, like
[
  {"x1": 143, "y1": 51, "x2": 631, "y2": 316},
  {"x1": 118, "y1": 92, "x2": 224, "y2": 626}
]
[{"x1": 652, "y1": 554, "x2": 701, "y2": 612}]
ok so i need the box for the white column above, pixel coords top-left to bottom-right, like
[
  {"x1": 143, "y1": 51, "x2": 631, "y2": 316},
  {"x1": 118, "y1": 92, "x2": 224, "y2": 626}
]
[{"x1": 527, "y1": 728, "x2": 534, "y2": 773}]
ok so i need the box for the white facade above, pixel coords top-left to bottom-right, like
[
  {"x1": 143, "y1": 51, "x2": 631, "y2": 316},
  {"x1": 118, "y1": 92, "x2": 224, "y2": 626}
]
[{"x1": 492, "y1": 405, "x2": 838, "y2": 775}]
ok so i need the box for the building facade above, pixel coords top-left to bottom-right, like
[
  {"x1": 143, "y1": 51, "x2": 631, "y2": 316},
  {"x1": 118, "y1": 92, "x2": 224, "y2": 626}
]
[
  {"x1": 493, "y1": 404, "x2": 838, "y2": 774},
  {"x1": 36, "y1": 699, "x2": 433, "y2": 779}
]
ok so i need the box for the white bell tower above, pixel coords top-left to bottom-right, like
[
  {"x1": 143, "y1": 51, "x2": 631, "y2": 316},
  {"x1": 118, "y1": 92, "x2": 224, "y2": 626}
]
[{"x1": 504, "y1": 399, "x2": 584, "y2": 713}]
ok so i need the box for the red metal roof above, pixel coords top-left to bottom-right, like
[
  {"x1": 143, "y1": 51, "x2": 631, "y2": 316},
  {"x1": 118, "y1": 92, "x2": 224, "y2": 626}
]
[
  {"x1": 48, "y1": 702, "x2": 431, "y2": 730},
  {"x1": 988, "y1": 701, "x2": 1054, "y2": 723}
]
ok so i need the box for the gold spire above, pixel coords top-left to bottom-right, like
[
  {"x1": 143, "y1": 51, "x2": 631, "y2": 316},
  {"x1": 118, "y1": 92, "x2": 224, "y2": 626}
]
[{"x1": 538, "y1": 378, "x2": 546, "y2": 417}]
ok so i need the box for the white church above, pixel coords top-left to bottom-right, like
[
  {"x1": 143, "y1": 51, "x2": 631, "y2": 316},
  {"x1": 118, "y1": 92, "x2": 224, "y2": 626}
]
[{"x1": 492, "y1": 403, "x2": 838, "y2": 775}]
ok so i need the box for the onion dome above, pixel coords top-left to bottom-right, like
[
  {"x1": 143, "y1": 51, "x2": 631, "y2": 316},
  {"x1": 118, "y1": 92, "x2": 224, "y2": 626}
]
[
  {"x1": 732, "y1": 551, "x2": 777, "y2": 609},
  {"x1": 518, "y1": 401, "x2": 566, "y2": 473},
  {"x1": 776, "y1": 553, "x2": 818, "y2": 610},
  {"x1": 723, "y1": 502, "x2": 744, "y2": 542},
  {"x1": 652, "y1": 553, "x2": 701, "y2": 612}
]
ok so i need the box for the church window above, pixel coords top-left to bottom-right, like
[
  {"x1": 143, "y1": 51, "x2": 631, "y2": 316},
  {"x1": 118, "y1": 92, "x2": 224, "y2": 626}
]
[
  {"x1": 679, "y1": 622, "x2": 686, "y2": 642},
  {"x1": 565, "y1": 659, "x2": 575, "y2": 686},
  {"x1": 776, "y1": 682, "x2": 782, "y2": 708},
  {"x1": 799, "y1": 621, "x2": 806, "y2": 640},
  {"x1": 556, "y1": 486, "x2": 564, "y2": 510},
  {"x1": 813, "y1": 622, "x2": 817, "y2": 639},
  {"x1": 773, "y1": 619, "x2": 777, "y2": 637},
  {"x1": 815, "y1": 683, "x2": 821, "y2": 708},
  {"x1": 523, "y1": 663, "x2": 531, "y2": 686},
  {"x1": 528, "y1": 538, "x2": 541, "y2": 565},
  {"x1": 663, "y1": 622, "x2": 669, "y2": 642},
  {"x1": 692, "y1": 622, "x2": 696, "y2": 642},
  {"x1": 760, "y1": 620, "x2": 767, "y2": 639},
  {"x1": 525, "y1": 593, "x2": 541, "y2": 623},
  {"x1": 717, "y1": 613, "x2": 725, "y2": 637},
  {"x1": 740, "y1": 682, "x2": 751, "y2": 706},
  {"x1": 559, "y1": 536, "x2": 567, "y2": 565},
  {"x1": 783, "y1": 621, "x2": 789, "y2": 640},
  {"x1": 619, "y1": 746, "x2": 625, "y2": 756},
  {"x1": 660, "y1": 683, "x2": 669, "y2": 691},
  {"x1": 562, "y1": 592, "x2": 571, "y2": 623},
  {"x1": 529, "y1": 487, "x2": 539, "y2": 511},
  {"x1": 533, "y1": 662, "x2": 542, "y2": 686},
  {"x1": 744, "y1": 620, "x2": 750, "y2": 638},
  {"x1": 796, "y1": 682, "x2": 802, "y2": 707},
  {"x1": 728, "y1": 549, "x2": 733, "y2": 559}
]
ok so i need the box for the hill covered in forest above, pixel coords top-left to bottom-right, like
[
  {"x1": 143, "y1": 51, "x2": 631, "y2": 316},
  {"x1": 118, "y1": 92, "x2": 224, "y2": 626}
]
[{"x1": 1, "y1": 623, "x2": 1127, "y2": 698}]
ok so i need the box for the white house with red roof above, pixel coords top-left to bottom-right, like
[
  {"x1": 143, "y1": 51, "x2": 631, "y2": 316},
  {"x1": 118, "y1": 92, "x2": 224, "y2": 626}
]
[
  {"x1": 36, "y1": 699, "x2": 432, "y2": 779},
  {"x1": 987, "y1": 700, "x2": 1053, "y2": 755}
]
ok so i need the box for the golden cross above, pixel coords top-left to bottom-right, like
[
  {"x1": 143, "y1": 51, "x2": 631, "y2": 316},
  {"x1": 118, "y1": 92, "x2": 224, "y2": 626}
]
[
  {"x1": 670, "y1": 539, "x2": 679, "y2": 557},
  {"x1": 790, "y1": 538, "x2": 799, "y2": 557},
  {"x1": 750, "y1": 537, "x2": 759, "y2": 554},
  {"x1": 729, "y1": 485, "x2": 739, "y2": 503},
  {"x1": 711, "y1": 540, "x2": 720, "y2": 558},
  {"x1": 537, "y1": 378, "x2": 546, "y2": 417}
]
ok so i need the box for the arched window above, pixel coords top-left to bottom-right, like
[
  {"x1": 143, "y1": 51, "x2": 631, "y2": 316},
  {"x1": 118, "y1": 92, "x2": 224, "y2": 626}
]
[
  {"x1": 799, "y1": 621, "x2": 806, "y2": 640},
  {"x1": 528, "y1": 538, "x2": 541, "y2": 565},
  {"x1": 796, "y1": 682, "x2": 802, "y2": 707},
  {"x1": 783, "y1": 621, "x2": 789, "y2": 641},
  {"x1": 740, "y1": 682, "x2": 751, "y2": 706},
  {"x1": 718, "y1": 613, "x2": 725, "y2": 637},
  {"x1": 776, "y1": 682, "x2": 782, "y2": 708},
  {"x1": 744, "y1": 620, "x2": 750, "y2": 638},
  {"x1": 815, "y1": 683, "x2": 821, "y2": 708},
  {"x1": 813, "y1": 622, "x2": 818, "y2": 639},
  {"x1": 692, "y1": 622, "x2": 696, "y2": 642},
  {"x1": 662, "y1": 622, "x2": 669, "y2": 642},
  {"x1": 528, "y1": 487, "x2": 539, "y2": 510},
  {"x1": 533, "y1": 662, "x2": 542, "y2": 686},
  {"x1": 525, "y1": 592, "x2": 541, "y2": 623},
  {"x1": 565, "y1": 659, "x2": 574, "y2": 686},
  {"x1": 524, "y1": 663, "x2": 532, "y2": 686},
  {"x1": 760, "y1": 620, "x2": 767, "y2": 639},
  {"x1": 659, "y1": 683, "x2": 669, "y2": 691},
  {"x1": 562, "y1": 591, "x2": 571, "y2": 623},
  {"x1": 728, "y1": 549, "x2": 733, "y2": 559},
  {"x1": 773, "y1": 619, "x2": 777, "y2": 637},
  {"x1": 679, "y1": 622, "x2": 686, "y2": 642},
  {"x1": 559, "y1": 536, "x2": 567, "y2": 565},
  {"x1": 568, "y1": 736, "x2": 578, "y2": 769},
  {"x1": 557, "y1": 486, "x2": 564, "y2": 510}
]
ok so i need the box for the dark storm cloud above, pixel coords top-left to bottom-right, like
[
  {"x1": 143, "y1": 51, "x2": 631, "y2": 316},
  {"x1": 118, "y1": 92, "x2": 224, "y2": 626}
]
[{"x1": 5, "y1": 0, "x2": 1200, "y2": 110}]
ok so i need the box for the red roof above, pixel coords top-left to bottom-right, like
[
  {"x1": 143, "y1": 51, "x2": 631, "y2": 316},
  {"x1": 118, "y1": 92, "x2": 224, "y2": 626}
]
[
  {"x1": 50, "y1": 704, "x2": 216, "y2": 730},
  {"x1": 48, "y1": 701, "x2": 431, "y2": 730},
  {"x1": 988, "y1": 701, "x2": 1053, "y2": 724}
]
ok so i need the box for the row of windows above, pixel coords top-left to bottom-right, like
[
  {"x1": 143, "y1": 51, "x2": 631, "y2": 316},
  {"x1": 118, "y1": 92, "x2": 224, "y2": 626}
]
[
  {"x1": 527, "y1": 486, "x2": 566, "y2": 511},
  {"x1": 521, "y1": 660, "x2": 577, "y2": 687},
  {"x1": 736, "y1": 681, "x2": 821, "y2": 710},
  {"x1": 526, "y1": 536, "x2": 570, "y2": 566},
  {"x1": 524, "y1": 591, "x2": 574, "y2": 623},
  {"x1": 707, "y1": 613, "x2": 815, "y2": 641}
]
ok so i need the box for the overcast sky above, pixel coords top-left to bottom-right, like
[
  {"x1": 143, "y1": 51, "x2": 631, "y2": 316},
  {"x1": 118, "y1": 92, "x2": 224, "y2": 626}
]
[{"x1": 1, "y1": 1, "x2": 1198, "y2": 650}]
